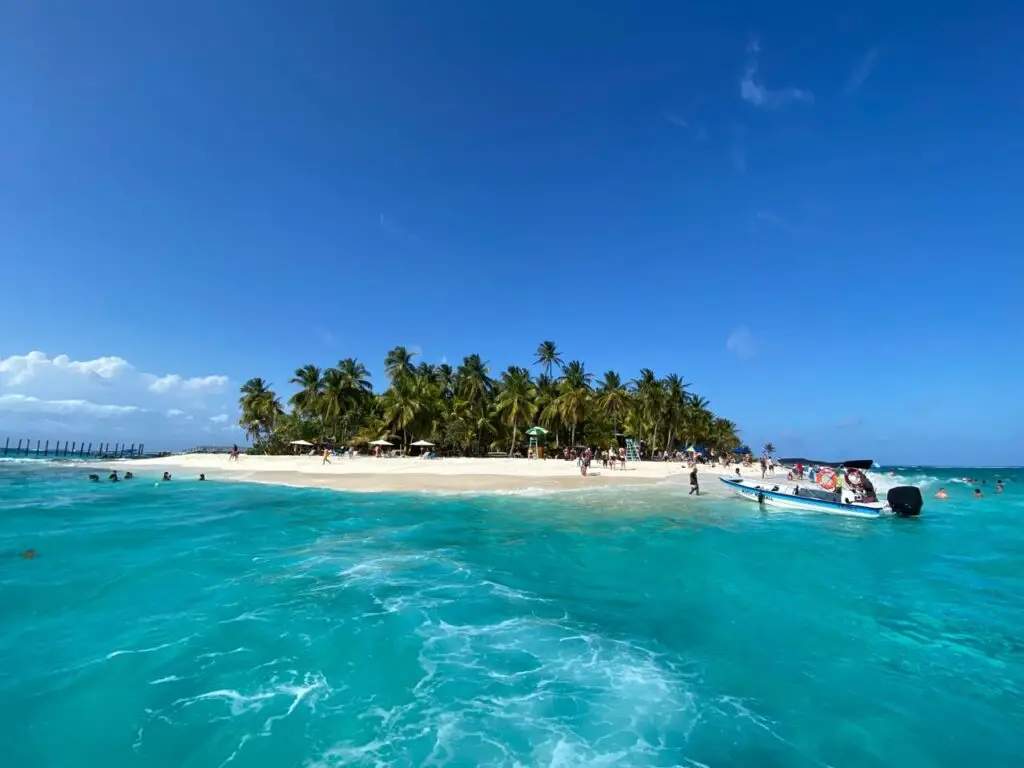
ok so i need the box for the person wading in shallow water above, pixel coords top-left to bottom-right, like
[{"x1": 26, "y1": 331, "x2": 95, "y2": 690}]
[{"x1": 689, "y1": 466, "x2": 700, "y2": 496}]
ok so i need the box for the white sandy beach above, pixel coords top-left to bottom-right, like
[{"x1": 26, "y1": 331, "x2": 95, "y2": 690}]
[{"x1": 104, "y1": 453, "x2": 752, "y2": 495}]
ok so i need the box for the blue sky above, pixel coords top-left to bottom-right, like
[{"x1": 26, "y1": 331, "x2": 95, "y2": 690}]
[{"x1": 1, "y1": 0, "x2": 1021, "y2": 464}]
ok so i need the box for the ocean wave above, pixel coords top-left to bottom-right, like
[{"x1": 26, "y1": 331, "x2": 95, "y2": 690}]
[
  {"x1": 867, "y1": 470, "x2": 942, "y2": 493},
  {"x1": 309, "y1": 613, "x2": 699, "y2": 767},
  {"x1": 282, "y1": 536, "x2": 710, "y2": 766}
]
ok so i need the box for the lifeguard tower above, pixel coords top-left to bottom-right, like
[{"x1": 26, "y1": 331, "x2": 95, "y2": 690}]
[
  {"x1": 624, "y1": 437, "x2": 641, "y2": 462},
  {"x1": 525, "y1": 426, "x2": 547, "y2": 459}
]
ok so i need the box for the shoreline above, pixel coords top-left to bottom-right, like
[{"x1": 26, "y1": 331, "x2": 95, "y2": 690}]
[{"x1": 95, "y1": 453, "x2": 746, "y2": 496}]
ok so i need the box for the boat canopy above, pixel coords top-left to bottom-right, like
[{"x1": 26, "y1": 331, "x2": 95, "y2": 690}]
[{"x1": 777, "y1": 458, "x2": 874, "y2": 470}]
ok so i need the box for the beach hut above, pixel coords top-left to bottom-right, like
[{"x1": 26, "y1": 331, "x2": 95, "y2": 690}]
[{"x1": 525, "y1": 426, "x2": 547, "y2": 458}]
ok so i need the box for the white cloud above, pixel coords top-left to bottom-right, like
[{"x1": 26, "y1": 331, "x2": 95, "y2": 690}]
[
  {"x1": 665, "y1": 113, "x2": 689, "y2": 129},
  {"x1": 740, "y1": 39, "x2": 813, "y2": 109},
  {"x1": 148, "y1": 374, "x2": 227, "y2": 394},
  {"x1": 846, "y1": 48, "x2": 878, "y2": 94},
  {"x1": 755, "y1": 209, "x2": 798, "y2": 234},
  {"x1": 0, "y1": 351, "x2": 239, "y2": 448},
  {"x1": 0, "y1": 394, "x2": 141, "y2": 417},
  {"x1": 726, "y1": 327, "x2": 757, "y2": 359}
]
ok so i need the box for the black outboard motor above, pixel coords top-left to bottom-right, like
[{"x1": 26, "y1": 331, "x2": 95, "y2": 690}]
[{"x1": 887, "y1": 486, "x2": 923, "y2": 517}]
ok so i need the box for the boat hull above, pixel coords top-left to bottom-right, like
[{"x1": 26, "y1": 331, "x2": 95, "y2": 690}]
[{"x1": 719, "y1": 477, "x2": 885, "y2": 518}]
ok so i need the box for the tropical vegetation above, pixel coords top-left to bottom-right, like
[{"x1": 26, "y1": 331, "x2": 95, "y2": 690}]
[{"x1": 238, "y1": 341, "x2": 742, "y2": 457}]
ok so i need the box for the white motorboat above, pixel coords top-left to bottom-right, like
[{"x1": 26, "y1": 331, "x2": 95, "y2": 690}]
[{"x1": 719, "y1": 459, "x2": 923, "y2": 518}]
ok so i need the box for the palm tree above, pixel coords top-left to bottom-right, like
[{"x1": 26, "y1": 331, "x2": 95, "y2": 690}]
[
  {"x1": 289, "y1": 365, "x2": 324, "y2": 419},
  {"x1": 631, "y1": 368, "x2": 664, "y2": 450},
  {"x1": 333, "y1": 358, "x2": 372, "y2": 395},
  {"x1": 762, "y1": 442, "x2": 776, "y2": 457},
  {"x1": 661, "y1": 373, "x2": 689, "y2": 452},
  {"x1": 683, "y1": 394, "x2": 714, "y2": 448},
  {"x1": 382, "y1": 375, "x2": 427, "y2": 451},
  {"x1": 238, "y1": 378, "x2": 283, "y2": 449},
  {"x1": 494, "y1": 366, "x2": 538, "y2": 455},
  {"x1": 710, "y1": 418, "x2": 741, "y2": 454},
  {"x1": 534, "y1": 341, "x2": 564, "y2": 378},
  {"x1": 436, "y1": 363, "x2": 455, "y2": 399},
  {"x1": 544, "y1": 361, "x2": 591, "y2": 447},
  {"x1": 384, "y1": 345, "x2": 417, "y2": 383},
  {"x1": 456, "y1": 354, "x2": 492, "y2": 453},
  {"x1": 596, "y1": 370, "x2": 630, "y2": 432}
]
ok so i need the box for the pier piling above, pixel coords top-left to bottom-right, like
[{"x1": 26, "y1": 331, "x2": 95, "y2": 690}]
[{"x1": 1, "y1": 436, "x2": 146, "y2": 459}]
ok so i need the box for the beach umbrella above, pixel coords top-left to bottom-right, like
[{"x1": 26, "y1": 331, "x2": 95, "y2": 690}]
[
  {"x1": 410, "y1": 440, "x2": 434, "y2": 447},
  {"x1": 525, "y1": 426, "x2": 548, "y2": 436},
  {"x1": 290, "y1": 439, "x2": 313, "y2": 446},
  {"x1": 369, "y1": 439, "x2": 394, "y2": 446}
]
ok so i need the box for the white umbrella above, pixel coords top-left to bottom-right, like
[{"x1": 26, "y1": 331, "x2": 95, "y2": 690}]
[
  {"x1": 410, "y1": 440, "x2": 434, "y2": 447},
  {"x1": 369, "y1": 439, "x2": 394, "y2": 446},
  {"x1": 290, "y1": 439, "x2": 314, "y2": 446}
]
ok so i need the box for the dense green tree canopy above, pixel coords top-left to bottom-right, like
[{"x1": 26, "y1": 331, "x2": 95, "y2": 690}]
[{"x1": 239, "y1": 343, "x2": 742, "y2": 456}]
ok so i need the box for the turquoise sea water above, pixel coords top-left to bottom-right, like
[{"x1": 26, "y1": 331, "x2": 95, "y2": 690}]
[{"x1": 1, "y1": 461, "x2": 1022, "y2": 767}]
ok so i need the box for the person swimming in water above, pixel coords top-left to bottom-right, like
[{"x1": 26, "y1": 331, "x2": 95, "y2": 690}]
[
  {"x1": 88, "y1": 473, "x2": 100, "y2": 482},
  {"x1": 973, "y1": 488, "x2": 983, "y2": 498},
  {"x1": 996, "y1": 480, "x2": 1004, "y2": 494},
  {"x1": 935, "y1": 487, "x2": 948, "y2": 499},
  {"x1": 162, "y1": 472, "x2": 172, "y2": 481},
  {"x1": 199, "y1": 473, "x2": 206, "y2": 481},
  {"x1": 124, "y1": 471, "x2": 133, "y2": 480},
  {"x1": 109, "y1": 470, "x2": 119, "y2": 482}
]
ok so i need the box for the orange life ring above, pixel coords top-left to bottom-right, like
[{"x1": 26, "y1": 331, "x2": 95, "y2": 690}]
[{"x1": 817, "y1": 468, "x2": 837, "y2": 491}]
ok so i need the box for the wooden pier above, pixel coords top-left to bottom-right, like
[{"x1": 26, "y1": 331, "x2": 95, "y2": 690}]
[{"x1": 2, "y1": 437, "x2": 146, "y2": 460}]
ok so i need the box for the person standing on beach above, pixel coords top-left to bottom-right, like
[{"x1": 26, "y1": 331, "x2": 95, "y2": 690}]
[
  {"x1": 322, "y1": 448, "x2": 332, "y2": 465},
  {"x1": 229, "y1": 444, "x2": 239, "y2": 462},
  {"x1": 689, "y1": 466, "x2": 700, "y2": 495}
]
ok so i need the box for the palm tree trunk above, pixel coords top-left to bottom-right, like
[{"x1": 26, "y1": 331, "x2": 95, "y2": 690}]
[
  {"x1": 571, "y1": 420, "x2": 576, "y2": 448},
  {"x1": 509, "y1": 416, "x2": 518, "y2": 457}
]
